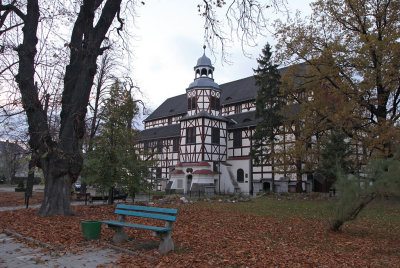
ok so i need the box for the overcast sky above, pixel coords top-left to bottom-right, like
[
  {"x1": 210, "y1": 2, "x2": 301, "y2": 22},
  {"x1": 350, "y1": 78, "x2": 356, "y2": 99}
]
[{"x1": 130, "y1": 0, "x2": 313, "y2": 119}]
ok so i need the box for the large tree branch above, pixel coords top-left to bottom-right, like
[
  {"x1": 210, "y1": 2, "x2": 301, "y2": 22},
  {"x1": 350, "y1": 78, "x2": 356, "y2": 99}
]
[
  {"x1": 93, "y1": 0, "x2": 123, "y2": 47},
  {"x1": 0, "y1": 0, "x2": 26, "y2": 23},
  {"x1": 15, "y1": 0, "x2": 52, "y2": 160}
]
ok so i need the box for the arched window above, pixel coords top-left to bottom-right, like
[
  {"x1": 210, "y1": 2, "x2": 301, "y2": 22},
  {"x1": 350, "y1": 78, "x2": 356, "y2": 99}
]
[
  {"x1": 237, "y1": 169, "x2": 244, "y2": 183},
  {"x1": 201, "y1": 68, "x2": 207, "y2": 77},
  {"x1": 196, "y1": 69, "x2": 200, "y2": 78}
]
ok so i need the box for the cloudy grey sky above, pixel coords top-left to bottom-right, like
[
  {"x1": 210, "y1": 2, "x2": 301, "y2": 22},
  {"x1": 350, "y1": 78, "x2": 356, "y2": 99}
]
[{"x1": 131, "y1": 0, "x2": 313, "y2": 116}]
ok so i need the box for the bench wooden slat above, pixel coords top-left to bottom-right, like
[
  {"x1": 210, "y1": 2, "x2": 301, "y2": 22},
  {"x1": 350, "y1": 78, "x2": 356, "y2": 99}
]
[
  {"x1": 116, "y1": 204, "x2": 178, "y2": 215},
  {"x1": 114, "y1": 209, "x2": 177, "y2": 222},
  {"x1": 102, "y1": 220, "x2": 172, "y2": 232}
]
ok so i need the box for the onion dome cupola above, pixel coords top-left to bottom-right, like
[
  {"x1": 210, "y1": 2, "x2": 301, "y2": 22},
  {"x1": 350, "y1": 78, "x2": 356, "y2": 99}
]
[
  {"x1": 187, "y1": 46, "x2": 220, "y2": 90},
  {"x1": 195, "y1": 53, "x2": 214, "y2": 78}
]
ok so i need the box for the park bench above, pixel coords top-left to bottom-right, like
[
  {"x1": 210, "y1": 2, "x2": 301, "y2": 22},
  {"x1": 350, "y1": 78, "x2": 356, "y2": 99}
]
[{"x1": 102, "y1": 204, "x2": 178, "y2": 254}]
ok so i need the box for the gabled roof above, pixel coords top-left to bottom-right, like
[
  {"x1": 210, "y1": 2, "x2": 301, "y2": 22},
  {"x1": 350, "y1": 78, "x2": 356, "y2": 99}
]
[
  {"x1": 139, "y1": 124, "x2": 180, "y2": 141},
  {"x1": 220, "y1": 76, "x2": 258, "y2": 106},
  {"x1": 144, "y1": 94, "x2": 187, "y2": 122}
]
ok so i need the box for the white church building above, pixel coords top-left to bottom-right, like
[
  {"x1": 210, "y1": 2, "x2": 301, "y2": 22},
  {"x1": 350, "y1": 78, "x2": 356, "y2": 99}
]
[{"x1": 138, "y1": 51, "x2": 313, "y2": 195}]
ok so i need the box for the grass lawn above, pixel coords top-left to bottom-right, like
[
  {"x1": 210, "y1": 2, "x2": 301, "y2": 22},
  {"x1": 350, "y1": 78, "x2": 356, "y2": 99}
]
[{"x1": 0, "y1": 196, "x2": 399, "y2": 267}]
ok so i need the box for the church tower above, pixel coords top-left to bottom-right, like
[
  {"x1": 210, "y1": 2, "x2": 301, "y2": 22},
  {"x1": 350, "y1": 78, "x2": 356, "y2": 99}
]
[{"x1": 179, "y1": 48, "x2": 227, "y2": 164}]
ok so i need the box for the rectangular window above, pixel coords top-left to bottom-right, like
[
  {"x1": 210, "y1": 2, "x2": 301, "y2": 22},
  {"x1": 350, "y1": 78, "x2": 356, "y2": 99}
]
[
  {"x1": 233, "y1": 130, "x2": 242, "y2": 148},
  {"x1": 177, "y1": 179, "x2": 183, "y2": 188},
  {"x1": 235, "y1": 104, "x2": 242, "y2": 114},
  {"x1": 191, "y1": 97, "x2": 196, "y2": 110},
  {"x1": 211, "y1": 127, "x2": 220, "y2": 145},
  {"x1": 210, "y1": 96, "x2": 220, "y2": 111},
  {"x1": 187, "y1": 97, "x2": 196, "y2": 110},
  {"x1": 157, "y1": 140, "x2": 163, "y2": 153},
  {"x1": 210, "y1": 96, "x2": 215, "y2": 110},
  {"x1": 213, "y1": 162, "x2": 219, "y2": 172},
  {"x1": 187, "y1": 127, "x2": 196, "y2": 144},
  {"x1": 156, "y1": 167, "x2": 162, "y2": 178},
  {"x1": 143, "y1": 141, "x2": 149, "y2": 152},
  {"x1": 173, "y1": 138, "x2": 179, "y2": 152},
  {"x1": 168, "y1": 117, "x2": 172, "y2": 125}
]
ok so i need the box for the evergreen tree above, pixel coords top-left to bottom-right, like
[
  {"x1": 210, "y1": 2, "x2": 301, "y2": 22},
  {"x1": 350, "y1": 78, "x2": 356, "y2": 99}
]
[
  {"x1": 83, "y1": 80, "x2": 152, "y2": 202},
  {"x1": 252, "y1": 44, "x2": 284, "y2": 190},
  {"x1": 317, "y1": 129, "x2": 354, "y2": 186}
]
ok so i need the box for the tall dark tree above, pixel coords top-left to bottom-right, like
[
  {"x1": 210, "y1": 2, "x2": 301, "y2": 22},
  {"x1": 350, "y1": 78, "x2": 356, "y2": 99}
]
[
  {"x1": 252, "y1": 43, "x2": 284, "y2": 191},
  {"x1": 83, "y1": 80, "x2": 152, "y2": 203}
]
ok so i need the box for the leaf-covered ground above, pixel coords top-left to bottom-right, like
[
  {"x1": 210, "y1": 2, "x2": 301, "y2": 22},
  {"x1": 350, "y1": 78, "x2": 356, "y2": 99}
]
[
  {"x1": 0, "y1": 192, "x2": 44, "y2": 207},
  {"x1": 0, "y1": 198, "x2": 399, "y2": 267}
]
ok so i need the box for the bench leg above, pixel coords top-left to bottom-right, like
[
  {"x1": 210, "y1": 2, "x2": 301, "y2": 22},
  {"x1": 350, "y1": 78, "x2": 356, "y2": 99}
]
[
  {"x1": 111, "y1": 226, "x2": 128, "y2": 243},
  {"x1": 154, "y1": 231, "x2": 174, "y2": 254}
]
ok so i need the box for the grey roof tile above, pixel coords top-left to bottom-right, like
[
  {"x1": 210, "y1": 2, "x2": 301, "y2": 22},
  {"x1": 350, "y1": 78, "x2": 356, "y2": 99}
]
[
  {"x1": 139, "y1": 124, "x2": 180, "y2": 141},
  {"x1": 144, "y1": 94, "x2": 187, "y2": 122},
  {"x1": 226, "y1": 111, "x2": 260, "y2": 129}
]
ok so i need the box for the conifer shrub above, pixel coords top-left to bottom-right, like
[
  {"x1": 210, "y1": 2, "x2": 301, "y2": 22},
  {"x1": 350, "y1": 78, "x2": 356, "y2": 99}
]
[{"x1": 328, "y1": 156, "x2": 400, "y2": 231}]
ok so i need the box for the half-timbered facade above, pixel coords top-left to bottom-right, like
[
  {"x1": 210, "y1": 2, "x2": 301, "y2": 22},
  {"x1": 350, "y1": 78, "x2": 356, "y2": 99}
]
[{"x1": 138, "y1": 52, "x2": 313, "y2": 194}]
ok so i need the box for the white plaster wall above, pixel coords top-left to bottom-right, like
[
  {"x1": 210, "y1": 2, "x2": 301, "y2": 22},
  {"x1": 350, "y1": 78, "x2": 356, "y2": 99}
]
[
  {"x1": 227, "y1": 159, "x2": 251, "y2": 194},
  {"x1": 242, "y1": 138, "x2": 250, "y2": 147}
]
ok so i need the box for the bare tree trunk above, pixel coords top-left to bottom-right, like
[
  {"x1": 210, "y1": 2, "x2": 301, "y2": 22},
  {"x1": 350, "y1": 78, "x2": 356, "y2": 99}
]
[
  {"x1": 25, "y1": 157, "x2": 35, "y2": 208},
  {"x1": 296, "y1": 158, "x2": 302, "y2": 193},
  {"x1": 39, "y1": 173, "x2": 74, "y2": 216}
]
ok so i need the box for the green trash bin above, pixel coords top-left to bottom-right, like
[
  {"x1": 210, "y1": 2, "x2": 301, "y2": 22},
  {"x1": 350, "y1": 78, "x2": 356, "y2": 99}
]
[{"x1": 81, "y1": 221, "x2": 102, "y2": 240}]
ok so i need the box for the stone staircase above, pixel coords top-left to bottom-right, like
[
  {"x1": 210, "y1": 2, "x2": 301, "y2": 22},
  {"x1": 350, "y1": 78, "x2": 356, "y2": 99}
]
[{"x1": 222, "y1": 162, "x2": 241, "y2": 194}]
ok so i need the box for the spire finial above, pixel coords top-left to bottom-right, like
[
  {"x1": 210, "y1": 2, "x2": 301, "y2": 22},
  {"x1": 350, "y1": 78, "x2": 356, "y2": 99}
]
[{"x1": 203, "y1": 45, "x2": 206, "y2": 55}]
